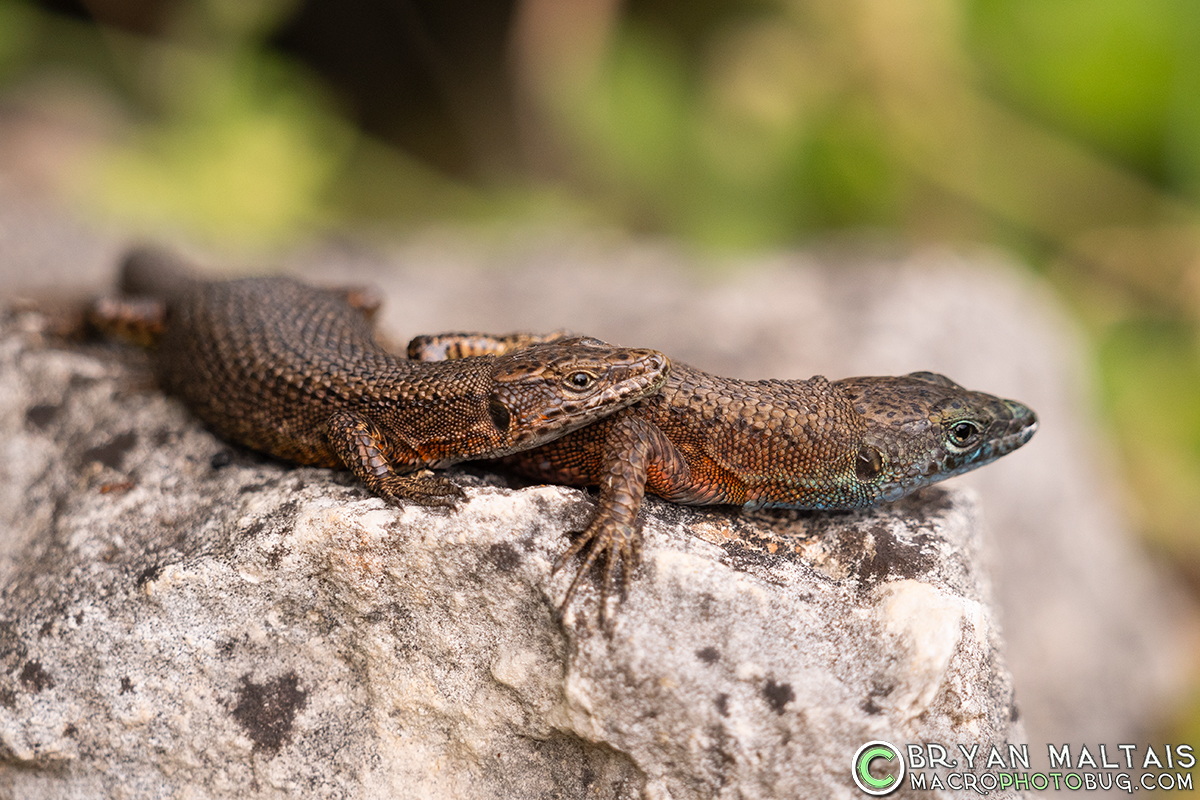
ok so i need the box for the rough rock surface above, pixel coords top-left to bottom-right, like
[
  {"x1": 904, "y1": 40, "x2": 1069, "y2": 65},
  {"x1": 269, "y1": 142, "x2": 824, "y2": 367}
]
[
  {"x1": 0, "y1": 309, "x2": 1022, "y2": 798},
  {"x1": 305, "y1": 237, "x2": 1190, "y2": 748},
  {"x1": 0, "y1": 190, "x2": 1195, "y2": 794}
]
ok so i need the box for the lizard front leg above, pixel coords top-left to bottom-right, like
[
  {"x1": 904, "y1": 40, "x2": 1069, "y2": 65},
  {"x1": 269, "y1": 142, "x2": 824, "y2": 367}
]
[
  {"x1": 558, "y1": 415, "x2": 689, "y2": 623},
  {"x1": 326, "y1": 408, "x2": 466, "y2": 507}
]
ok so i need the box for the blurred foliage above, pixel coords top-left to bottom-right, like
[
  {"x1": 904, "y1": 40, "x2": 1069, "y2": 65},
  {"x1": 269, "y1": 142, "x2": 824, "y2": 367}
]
[
  {"x1": 2, "y1": 0, "x2": 1200, "y2": 597},
  {"x1": 967, "y1": 0, "x2": 1199, "y2": 190},
  {"x1": 1099, "y1": 318, "x2": 1200, "y2": 556},
  {"x1": 91, "y1": 47, "x2": 354, "y2": 240}
]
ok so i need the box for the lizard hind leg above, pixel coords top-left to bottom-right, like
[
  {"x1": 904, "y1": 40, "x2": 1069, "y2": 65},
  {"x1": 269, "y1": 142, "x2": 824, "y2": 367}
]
[
  {"x1": 329, "y1": 285, "x2": 383, "y2": 322},
  {"x1": 325, "y1": 408, "x2": 466, "y2": 507},
  {"x1": 87, "y1": 296, "x2": 169, "y2": 348}
]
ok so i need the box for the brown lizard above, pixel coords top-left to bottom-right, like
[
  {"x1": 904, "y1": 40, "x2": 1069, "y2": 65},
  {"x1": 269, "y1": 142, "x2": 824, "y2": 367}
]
[
  {"x1": 409, "y1": 331, "x2": 1038, "y2": 616},
  {"x1": 91, "y1": 249, "x2": 670, "y2": 506}
]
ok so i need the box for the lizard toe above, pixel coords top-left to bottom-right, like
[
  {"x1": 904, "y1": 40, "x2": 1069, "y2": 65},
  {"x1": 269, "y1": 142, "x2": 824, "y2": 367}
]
[
  {"x1": 377, "y1": 473, "x2": 467, "y2": 508},
  {"x1": 556, "y1": 519, "x2": 640, "y2": 626}
]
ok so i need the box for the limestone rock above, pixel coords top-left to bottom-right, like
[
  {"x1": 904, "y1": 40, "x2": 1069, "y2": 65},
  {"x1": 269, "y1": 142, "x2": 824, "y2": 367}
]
[
  {"x1": 286, "y1": 236, "x2": 1189, "y2": 746},
  {"x1": 1, "y1": 204, "x2": 1193, "y2": 794},
  {"x1": 0, "y1": 308, "x2": 1022, "y2": 798}
]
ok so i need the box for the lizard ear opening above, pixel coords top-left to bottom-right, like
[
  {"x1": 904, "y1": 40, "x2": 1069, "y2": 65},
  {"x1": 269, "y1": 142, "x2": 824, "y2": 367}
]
[
  {"x1": 488, "y1": 398, "x2": 512, "y2": 432},
  {"x1": 855, "y1": 445, "x2": 884, "y2": 481}
]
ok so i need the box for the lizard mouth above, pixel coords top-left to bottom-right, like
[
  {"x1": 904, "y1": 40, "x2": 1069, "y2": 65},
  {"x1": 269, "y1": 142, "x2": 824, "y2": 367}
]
[{"x1": 999, "y1": 400, "x2": 1038, "y2": 452}]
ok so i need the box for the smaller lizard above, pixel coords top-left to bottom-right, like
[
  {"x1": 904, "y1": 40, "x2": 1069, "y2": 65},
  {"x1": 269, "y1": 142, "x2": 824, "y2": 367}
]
[
  {"x1": 91, "y1": 249, "x2": 670, "y2": 506},
  {"x1": 409, "y1": 332, "x2": 1038, "y2": 618}
]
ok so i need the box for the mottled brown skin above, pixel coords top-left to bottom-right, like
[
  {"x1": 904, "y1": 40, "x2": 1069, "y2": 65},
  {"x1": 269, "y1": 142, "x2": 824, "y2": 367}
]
[
  {"x1": 95, "y1": 250, "x2": 670, "y2": 506},
  {"x1": 410, "y1": 332, "x2": 1038, "y2": 619}
]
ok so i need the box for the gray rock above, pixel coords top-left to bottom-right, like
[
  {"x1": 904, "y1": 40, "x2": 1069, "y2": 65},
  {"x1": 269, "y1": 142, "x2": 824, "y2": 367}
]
[
  {"x1": 0, "y1": 303, "x2": 1024, "y2": 798},
  {"x1": 286, "y1": 235, "x2": 1191, "y2": 747},
  {"x1": 0, "y1": 213, "x2": 1192, "y2": 796}
]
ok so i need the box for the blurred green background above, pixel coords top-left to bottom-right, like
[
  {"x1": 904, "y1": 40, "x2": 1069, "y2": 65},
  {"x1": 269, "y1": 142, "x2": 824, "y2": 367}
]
[{"x1": 3, "y1": 0, "x2": 1200, "y2": 734}]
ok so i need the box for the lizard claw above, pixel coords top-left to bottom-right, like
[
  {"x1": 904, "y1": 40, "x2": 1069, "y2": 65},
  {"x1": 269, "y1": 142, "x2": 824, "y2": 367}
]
[
  {"x1": 326, "y1": 409, "x2": 468, "y2": 508},
  {"x1": 553, "y1": 518, "x2": 642, "y2": 627},
  {"x1": 377, "y1": 472, "x2": 468, "y2": 508}
]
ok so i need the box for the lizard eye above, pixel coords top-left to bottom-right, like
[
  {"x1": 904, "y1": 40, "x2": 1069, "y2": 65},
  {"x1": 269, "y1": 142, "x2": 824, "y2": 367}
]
[
  {"x1": 564, "y1": 371, "x2": 597, "y2": 391},
  {"x1": 947, "y1": 421, "x2": 982, "y2": 448}
]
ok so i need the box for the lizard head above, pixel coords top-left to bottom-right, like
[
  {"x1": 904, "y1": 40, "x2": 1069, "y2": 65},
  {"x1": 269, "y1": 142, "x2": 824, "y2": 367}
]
[
  {"x1": 486, "y1": 338, "x2": 670, "y2": 451},
  {"x1": 834, "y1": 372, "x2": 1037, "y2": 503}
]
